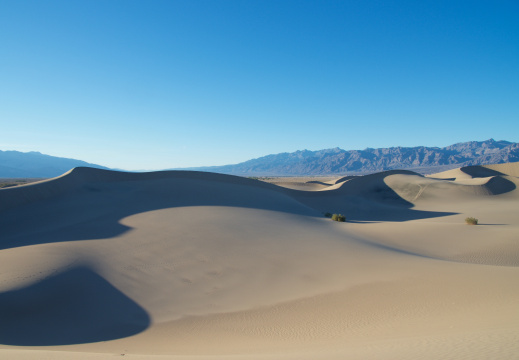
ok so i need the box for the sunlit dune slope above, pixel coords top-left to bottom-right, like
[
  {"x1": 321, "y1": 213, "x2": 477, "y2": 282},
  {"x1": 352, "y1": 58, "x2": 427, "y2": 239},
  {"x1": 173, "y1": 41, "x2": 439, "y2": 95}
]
[
  {"x1": 0, "y1": 164, "x2": 518, "y2": 359},
  {"x1": 0, "y1": 167, "x2": 406, "y2": 329}
]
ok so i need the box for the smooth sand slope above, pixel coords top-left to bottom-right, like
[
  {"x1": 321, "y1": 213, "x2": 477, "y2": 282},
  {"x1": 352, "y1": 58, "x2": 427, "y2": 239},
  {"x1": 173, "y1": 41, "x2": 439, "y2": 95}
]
[{"x1": 0, "y1": 164, "x2": 518, "y2": 359}]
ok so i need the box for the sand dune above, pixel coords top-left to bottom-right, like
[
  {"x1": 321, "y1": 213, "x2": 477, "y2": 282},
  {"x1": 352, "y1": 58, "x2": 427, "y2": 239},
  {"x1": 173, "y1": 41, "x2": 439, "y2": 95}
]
[
  {"x1": 427, "y1": 163, "x2": 519, "y2": 180},
  {"x1": 1, "y1": 163, "x2": 518, "y2": 359}
]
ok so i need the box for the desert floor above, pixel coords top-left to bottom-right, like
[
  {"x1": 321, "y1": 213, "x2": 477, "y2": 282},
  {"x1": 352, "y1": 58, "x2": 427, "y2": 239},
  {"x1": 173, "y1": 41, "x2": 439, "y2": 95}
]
[{"x1": 0, "y1": 163, "x2": 518, "y2": 359}]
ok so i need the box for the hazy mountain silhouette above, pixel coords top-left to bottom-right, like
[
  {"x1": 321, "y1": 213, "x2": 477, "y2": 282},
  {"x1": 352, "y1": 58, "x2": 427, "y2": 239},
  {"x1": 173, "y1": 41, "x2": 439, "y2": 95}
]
[
  {"x1": 2, "y1": 139, "x2": 518, "y2": 178},
  {"x1": 186, "y1": 139, "x2": 519, "y2": 176},
  {"x1": 0, "y1": 150, "x2": 109, "y2": 178}
]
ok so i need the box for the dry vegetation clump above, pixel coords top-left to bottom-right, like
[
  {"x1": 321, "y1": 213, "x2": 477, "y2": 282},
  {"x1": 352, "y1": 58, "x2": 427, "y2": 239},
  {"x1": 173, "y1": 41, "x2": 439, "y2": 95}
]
[
  {"x1": 465, "y1": 217, "x2": 478, "y2": 225},
  {"x1": 331, "y1": 213, "x2": 346, "y2": 222}
]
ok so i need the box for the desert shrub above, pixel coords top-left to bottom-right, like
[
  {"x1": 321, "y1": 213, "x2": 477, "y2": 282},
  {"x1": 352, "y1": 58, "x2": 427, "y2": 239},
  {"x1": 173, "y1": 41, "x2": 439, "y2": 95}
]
[
  {"x1": 331, "y1": 213, "x2": 346, "y2": 222},
  {"x1": 465, "y1": 217, "x2": 478, "y2": 225},
  {"x1": 323, "y1": 212, "x2": 332, "y2": 218}
]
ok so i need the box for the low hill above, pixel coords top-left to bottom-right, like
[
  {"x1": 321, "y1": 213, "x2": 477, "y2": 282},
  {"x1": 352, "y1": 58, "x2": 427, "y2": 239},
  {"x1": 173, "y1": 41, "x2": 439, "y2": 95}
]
[{"x1": 0, "y1": 150, "x2": 109, "y2": 178}]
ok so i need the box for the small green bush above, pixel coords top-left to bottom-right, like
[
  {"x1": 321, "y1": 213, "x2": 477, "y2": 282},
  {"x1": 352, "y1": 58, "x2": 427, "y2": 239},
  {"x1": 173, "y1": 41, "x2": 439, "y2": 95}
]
[
  {"x1": 323, "y1": 212, "x2": 332, "y2": 218},
  {"x1": 465, "y1": 217, "x2": 478, "y2": 225},
  {"x1": 331, "y1": 213, "x2": 346, "y2": 222}
]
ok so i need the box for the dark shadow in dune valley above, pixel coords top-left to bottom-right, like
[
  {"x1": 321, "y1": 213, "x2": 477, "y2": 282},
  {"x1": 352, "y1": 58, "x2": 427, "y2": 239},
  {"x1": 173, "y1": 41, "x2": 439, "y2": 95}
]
[{"x1": 0, "y1": 266, "x2": 150, "y2": 346}]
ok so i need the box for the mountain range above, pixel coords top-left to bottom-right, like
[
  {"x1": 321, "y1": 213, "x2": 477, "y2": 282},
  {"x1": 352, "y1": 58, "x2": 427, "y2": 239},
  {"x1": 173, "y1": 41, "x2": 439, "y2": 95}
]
[
  {"x1": 189, "y1": 139, "x2": 519, "y2": 176},
  {"x1": 1, "y1": 139, "x2": 518, "y2": 178}
]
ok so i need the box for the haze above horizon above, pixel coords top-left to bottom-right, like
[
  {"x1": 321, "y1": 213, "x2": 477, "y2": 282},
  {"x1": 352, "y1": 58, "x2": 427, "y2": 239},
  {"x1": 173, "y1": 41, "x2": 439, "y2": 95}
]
[{"x1": 1, "y1": 0, "x2": 518, "y2": 171}]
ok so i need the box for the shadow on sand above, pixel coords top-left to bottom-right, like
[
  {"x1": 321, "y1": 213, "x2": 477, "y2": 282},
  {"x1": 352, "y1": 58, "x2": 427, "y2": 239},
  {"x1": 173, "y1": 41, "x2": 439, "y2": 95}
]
[
  {"x1": 0, "y1": 168, "x2": 458, "y2": 251},
  {"x1": 460, "y1": 165, "x2": 507, "y2": 178},
  {"x1": 0, "y1": 266, "x2": 150, "y2": 346},
  {"x1": 292, "y1": 170, "x2": 458, "y2": 222}
]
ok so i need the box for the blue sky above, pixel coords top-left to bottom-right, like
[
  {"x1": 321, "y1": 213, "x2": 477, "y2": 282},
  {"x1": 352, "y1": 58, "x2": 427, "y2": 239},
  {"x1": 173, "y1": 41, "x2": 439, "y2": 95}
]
[{"x1": 1, "y1": 0, "x2": 518, "y2": 170}]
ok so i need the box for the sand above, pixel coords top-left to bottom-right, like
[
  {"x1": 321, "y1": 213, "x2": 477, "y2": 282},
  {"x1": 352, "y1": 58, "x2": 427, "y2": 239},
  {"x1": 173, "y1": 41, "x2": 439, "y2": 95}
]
[{"x1": 0, "y1": 163, "x2": 518, "y2": 359}]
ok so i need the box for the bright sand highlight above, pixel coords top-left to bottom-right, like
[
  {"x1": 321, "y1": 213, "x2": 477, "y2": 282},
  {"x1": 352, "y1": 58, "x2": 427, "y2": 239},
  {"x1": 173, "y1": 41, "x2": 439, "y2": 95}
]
[{"x1": 0, "y1": 163, "x2": 518, "y2": 359}]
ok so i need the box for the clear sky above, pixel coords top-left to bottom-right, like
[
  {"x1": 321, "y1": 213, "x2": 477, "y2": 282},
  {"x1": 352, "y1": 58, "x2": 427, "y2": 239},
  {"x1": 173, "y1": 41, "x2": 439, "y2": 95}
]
[{"x1": 1, "y1": 0, "x2": 518, "y2": 170}]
